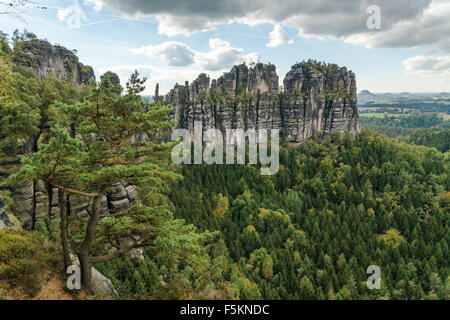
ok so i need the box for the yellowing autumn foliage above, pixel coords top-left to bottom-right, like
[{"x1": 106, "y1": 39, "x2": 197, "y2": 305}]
[
  {"x1": 213, "y1": 193, "x2": 229, "y2": 218},
  {"x1": 440, "y1": 191, "x2": 450, "y2": 209},
  {"x1": 293, "y1": 251, "x2": 302, "y2": 265},
  {"x1": 378, "y1": 228, "x2": 406, "y2": 248},
  {"x1": 259, "y1": 207, "x2": 271, "y2": 218},
  {"x1": 244, "y1": 225, "x2": 256, "y2": 233}
]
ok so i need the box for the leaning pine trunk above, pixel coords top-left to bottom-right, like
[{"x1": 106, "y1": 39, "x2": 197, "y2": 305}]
[
  {"x1": 78, "y1": 251, "x2": 92, "y2": 294},
  {"x1": 58, "y1": 189, "x2": 71, "y2": 270},
  {"x1": 78, "y1": 193, "x2": 103, "y2": 295}
]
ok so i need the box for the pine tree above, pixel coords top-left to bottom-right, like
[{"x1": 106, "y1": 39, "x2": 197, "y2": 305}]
[{"x1": 8, "y1": 72, "x2": 180, "y2": 294}]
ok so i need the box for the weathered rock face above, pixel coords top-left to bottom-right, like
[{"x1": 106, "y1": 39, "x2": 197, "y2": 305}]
[
  {"x1": 0, "y1": 47, "x2": 136, "y2": 230},
  {"x1": 282, "y1": 62, "x2": 360, "y2": 142},
  {"x1": 2, "y1": 179, "x2": 134, "y2": 230},
  {"x1": 13, "y1": 40, "x2": 95, "y2": 86},
  {"x1": 0, "y1": 132, "x2": 134, "y2": 229},
  {"x1": 167, "y1": 62, "x2": 360, "y2": 142}
]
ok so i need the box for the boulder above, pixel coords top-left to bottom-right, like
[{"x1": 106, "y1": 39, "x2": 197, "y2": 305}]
[
  {"x1": 0, "y1": 195, "x2": 20, "y2": 230},
  {"x1": 70, "y1": 255, "x2": 119, "y2": 298},
  {"x1": 107, "y1": 182, "x2": 128, "y2": 201},
  {"x1": 90, "y1": 267, "x2": 119, "y2": 298},
  {"x1": 125, "y1": 185, "x2": 137, "y2": 202},
  {"x1": 0, "y1": 196, "x2": 11, "y2": 229}
]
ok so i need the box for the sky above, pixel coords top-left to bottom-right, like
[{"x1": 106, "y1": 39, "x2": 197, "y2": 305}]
[{"x1": 0, "y1": 0, "x2": 449, "y2": 95}]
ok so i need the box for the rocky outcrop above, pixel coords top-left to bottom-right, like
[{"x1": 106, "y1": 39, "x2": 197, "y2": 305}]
[
  {"x1": 3, "y1": 180, "x2": 135, "y2": 230},
  {"x1": 0, "y1": 45, "x2": 138, "y2": 230},
  {"x1": 107, "y1": 182, "x2": 136, "y2": 214},
  {"x1": 13, "y1": 40, "x2": 95, "y2": 86},
  {"x1": 0, "y1": 116, "x2": 134, "y2": 230},
  {"x1": 0, "y1": 194, "x2": 20, "y2": 230},
  {"x1": 101, "y1": 71, "x2": 121, "y2": 94},
  {"x1": 282, "y1": 62, "x2": 360, "y2": 142},
  {"x1": 101, "y1": 71, "x2": 120, "y2": 87},
  {"x1": 167, "y1": 61, "x2": 360, "y2": 142},
  {"x1": 1, "y1": 59, "x2": 360, "y2": 228},
  {"x1": 0, "y1": 133, "x2": 135, "y2": 229}
]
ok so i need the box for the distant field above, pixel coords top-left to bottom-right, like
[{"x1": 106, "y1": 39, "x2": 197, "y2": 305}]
[
  {"x1": 359, "y1": 113, "x2": 409, "y2": 118},
  {"x1": 359, "y1": 112, "x2": 450, "y2": 120}
]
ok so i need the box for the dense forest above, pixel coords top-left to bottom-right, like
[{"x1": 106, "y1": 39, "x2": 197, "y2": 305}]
[
  {"x1": 0, "y1": 31, "x2": 449, "y2": 300},
  {"x1": 163, "y1": 132, "x2": 449, "y2": 299},
  {"x1": 96, "y1": 130, "x2": 450, "y2": 300}
]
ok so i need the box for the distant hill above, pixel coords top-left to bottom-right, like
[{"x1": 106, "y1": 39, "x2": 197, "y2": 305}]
[
  {"x1": 358, "y1": 90, "x2": 377, "y2": 105},
  {"x1": 358, "y1": 91, "x2": 450, "y2": 106}
]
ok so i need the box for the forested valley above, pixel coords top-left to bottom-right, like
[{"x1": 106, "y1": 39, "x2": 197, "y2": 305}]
[
  {"x1": 164, "y1": 131, "x2": 449, "y2": 299},
  {"x1": 0, "y1": 31, "x2": 448, "y2": 300},
  {"x1": 94, "y1": 130, "x2": 450, "y2": 300}
]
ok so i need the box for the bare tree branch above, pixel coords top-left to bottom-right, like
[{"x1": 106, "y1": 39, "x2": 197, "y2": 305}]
[{"x1": 0, "y1": 1, "x2": 46, "y2": 21}]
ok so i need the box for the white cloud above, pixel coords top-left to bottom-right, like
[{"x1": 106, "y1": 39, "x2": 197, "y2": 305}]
[
  {"x1": 57, "y1": 0, "x2": 105, "y2": 23},
  {"x1": 129, "y1": 38, "x2": 260, "y2": 71},
  {"x1": 209, "y1": 38, "x2": 230, "y2": 50},
  {"x1": 156, "y1": 14, "x2": 216, "y2": 37},
  {"x1": 403, "y1": 56, "x2": 450, "y2": 80},
  {"x1": 91, "y1": 0, "x2": 449, "y2": 53},
  {"x1": 195, "y1": 38, "x2": 260, "y2": 71},
  {"x1": 129, "y1": 42, "x2": 196, "y2": 66},
  {"x1": 266, "y1": 24, "x2": 293, "y2": 48},
  {"x1": 57, "y1": 8, "x2": 72, "y2": 22},
  {"x1": 84, "y1": 0, "x2": 104, "y2": 11},
  {"x1": 345, "y1": 1, "x2": 450, "y2": 52}
]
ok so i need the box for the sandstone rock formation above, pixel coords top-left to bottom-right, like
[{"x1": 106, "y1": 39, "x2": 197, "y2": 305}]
[
  {"x1": 1, "y1": 58, "x2": 361, "y2": 230},
  {"x1": 101, "y1": 71, "x2": 120, "y2": 87},
  {"x1": 167, "y1": 61, "x2": 360, "y2": 142},
  {"x1": 0, "y1": 131, "x2": 135, "y2": 230},
  {"x1": 13, "y1": 40, "x2": 95, "y2": 86},
  {"x1": 101, "y1": 71, "x2": 121, "y2": 94},
  {"x1": 0, "y1": 65, "x2": 130, "y2": 230}
]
